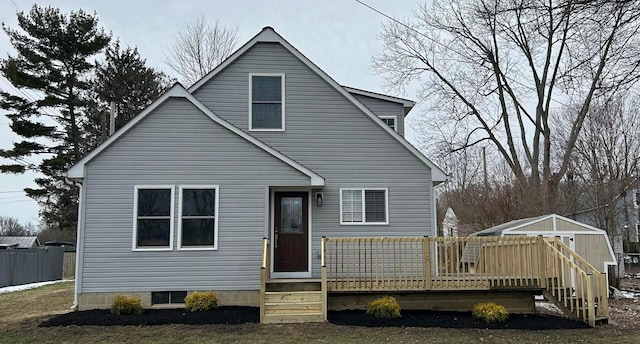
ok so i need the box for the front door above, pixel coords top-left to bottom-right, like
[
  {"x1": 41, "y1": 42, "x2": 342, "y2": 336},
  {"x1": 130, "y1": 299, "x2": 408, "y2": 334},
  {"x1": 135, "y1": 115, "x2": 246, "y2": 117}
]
[{"x1": 273, "y1": 192, "x2": 308, "y2": 272}]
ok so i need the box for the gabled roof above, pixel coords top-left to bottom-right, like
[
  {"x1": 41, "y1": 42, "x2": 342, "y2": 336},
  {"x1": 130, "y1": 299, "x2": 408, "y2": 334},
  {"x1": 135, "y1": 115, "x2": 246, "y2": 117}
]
[
  {"x1": 67, "y1": 84, "x2": 325, "y2": 186},
  {"x1": 0, "y1": 236, "x2": 40, "y2": 248},
  {"x1": 470, "y1": 214, "x2": 609, "y2": 237},
  {"x1": 188, "y1": 26, "x2": 448, "y2": 184},
  {"x1": 342, "y1": 86, "x2": 416, "y2": 111}
]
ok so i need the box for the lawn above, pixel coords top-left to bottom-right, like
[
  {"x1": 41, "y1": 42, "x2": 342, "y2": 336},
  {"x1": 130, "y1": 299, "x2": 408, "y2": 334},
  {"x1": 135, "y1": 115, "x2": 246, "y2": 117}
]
[{"x1": 0, "y1": 282, "x2": 638, "y2": 344}]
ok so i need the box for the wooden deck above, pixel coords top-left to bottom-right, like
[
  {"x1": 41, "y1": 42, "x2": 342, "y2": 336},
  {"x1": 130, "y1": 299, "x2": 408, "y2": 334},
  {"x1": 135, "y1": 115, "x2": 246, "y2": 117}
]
[{"x1": 259, "y1": 236, "x2": 609, "y2": 326}]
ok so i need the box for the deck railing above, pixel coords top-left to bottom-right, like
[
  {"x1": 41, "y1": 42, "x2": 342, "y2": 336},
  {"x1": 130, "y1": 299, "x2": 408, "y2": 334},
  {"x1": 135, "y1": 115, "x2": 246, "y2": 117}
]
[
  {"x1": 259, "y1": 237, "x2": 269, "y2": 323},
  {"x1": 323, "y1": 236, "x2": 545, "y2": 292}
]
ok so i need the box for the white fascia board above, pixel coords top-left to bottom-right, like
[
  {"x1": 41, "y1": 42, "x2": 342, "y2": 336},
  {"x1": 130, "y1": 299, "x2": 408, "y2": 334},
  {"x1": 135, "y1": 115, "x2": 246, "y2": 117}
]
[
  {"x1": 67, "y1": 84, "x2": 325, "y2": 187},
  {"x1": 342, "y1": 86, "x2": 416, "y2": 109},
  {"x1": 188, "y1": 27, "x2": 448, "y2": 184}
]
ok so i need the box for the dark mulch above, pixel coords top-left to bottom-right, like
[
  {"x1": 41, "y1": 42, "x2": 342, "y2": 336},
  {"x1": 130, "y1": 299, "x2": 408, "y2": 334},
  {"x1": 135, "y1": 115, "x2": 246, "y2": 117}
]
[
  {"x1": 329, "y1": 310, "x2": 590, "y2": 330},
  {"x1": 39, "y1": 306, "x2": 259, "y2": 327},
  {"x1": 40, "y1": 307, "x2": 588, "y2": 330}
]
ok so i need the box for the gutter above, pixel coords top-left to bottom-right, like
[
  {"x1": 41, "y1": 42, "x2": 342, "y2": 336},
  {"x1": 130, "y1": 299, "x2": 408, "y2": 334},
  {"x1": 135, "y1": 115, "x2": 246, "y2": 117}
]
[{"x1": 65, "y1": 177, "x2": 83, "y2": 311}]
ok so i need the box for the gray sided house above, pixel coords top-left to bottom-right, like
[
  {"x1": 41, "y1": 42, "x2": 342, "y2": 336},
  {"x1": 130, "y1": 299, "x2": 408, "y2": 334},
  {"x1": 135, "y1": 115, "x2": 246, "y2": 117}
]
[{"x1": 67, "y1": 27, "x2": 447, "y2": 310}]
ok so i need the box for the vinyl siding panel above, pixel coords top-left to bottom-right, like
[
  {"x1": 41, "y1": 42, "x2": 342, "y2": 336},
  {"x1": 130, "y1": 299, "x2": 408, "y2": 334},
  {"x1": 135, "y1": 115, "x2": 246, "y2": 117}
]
[
  {"x1": 194, "y1": 42, "x2": 434, "y2": 278},
  {"x1": 352, "y1": 94, "x2": 405, "y2": 137},
  {"x1": 81, "y1": 98, "x2": 311, "y2": 292}
]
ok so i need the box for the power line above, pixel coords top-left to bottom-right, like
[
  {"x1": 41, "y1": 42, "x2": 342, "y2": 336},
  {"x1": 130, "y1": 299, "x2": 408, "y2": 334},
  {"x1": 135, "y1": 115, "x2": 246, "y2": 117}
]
[
  {"x1": 353, "y1": 0, "x2": 569, "y2": 108},
  {"x1": 9, "y1": 0, "x2": 19, "y2": 11},
  {"x1": 0, "y1": 190, "x2": 23, "y2": 194}
]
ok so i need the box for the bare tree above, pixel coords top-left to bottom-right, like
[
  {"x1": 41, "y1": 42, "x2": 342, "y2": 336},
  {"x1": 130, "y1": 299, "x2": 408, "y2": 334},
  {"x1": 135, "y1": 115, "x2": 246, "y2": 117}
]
[
  {"x1": 375, "y1": 0, "x2": 640, "y2": 211},
  {"x1": 164, "y1": 17, "x2": 239, "y2": 86},
  {"x1": 0, "y1": 216, "x2": 35, "y2": 236}
]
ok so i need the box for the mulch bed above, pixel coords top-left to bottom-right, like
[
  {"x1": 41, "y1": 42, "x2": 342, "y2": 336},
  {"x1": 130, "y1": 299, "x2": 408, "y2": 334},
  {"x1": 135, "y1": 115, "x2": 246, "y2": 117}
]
[
  {"x1": 39, "y1": 306, "x2": 259, "y2": 327},
  {"x1": 40, "y1": 307, "x2": 588, "y2": 330},
  {"x1": 329, "y1": 310, "x2": 590, "y2": 330}
]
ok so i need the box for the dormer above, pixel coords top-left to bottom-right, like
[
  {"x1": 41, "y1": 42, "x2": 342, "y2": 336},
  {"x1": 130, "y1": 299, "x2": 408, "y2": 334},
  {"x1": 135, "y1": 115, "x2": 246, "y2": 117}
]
[{"x1": 343, "y1": 86, "x2": 415, "y2": 138}]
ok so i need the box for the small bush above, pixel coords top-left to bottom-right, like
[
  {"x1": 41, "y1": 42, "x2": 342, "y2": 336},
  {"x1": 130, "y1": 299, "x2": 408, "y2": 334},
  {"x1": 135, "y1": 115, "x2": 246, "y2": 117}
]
[
  {"x1": 472, "y1": 302, "x2": 509, "y2": 323},
  {"x1": 111, "y1": 294, "x2": 143, "y2": 315},
  {"x1": 366, "y1": 295, "x2": 401, "y2": 319},
  {"x1": 184, "y1": 291, "x2": 218, "y2": 312}
]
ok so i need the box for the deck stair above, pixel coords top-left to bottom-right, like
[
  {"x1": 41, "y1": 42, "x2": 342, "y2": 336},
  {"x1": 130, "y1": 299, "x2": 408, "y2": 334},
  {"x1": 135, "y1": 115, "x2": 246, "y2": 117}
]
[{"x1": 262, "y1": 279, "x2": 324, "y2": 323}]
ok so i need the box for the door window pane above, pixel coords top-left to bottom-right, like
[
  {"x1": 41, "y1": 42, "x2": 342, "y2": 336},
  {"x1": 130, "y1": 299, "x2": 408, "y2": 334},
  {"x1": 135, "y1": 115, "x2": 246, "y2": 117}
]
[{"x1": 281, "y1": 197, "x2": 303, "y2": 233}]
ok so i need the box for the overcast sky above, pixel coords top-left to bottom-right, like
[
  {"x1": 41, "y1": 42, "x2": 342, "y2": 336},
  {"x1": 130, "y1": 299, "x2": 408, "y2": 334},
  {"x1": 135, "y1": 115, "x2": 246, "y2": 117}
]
[{"x1": 0, "y1": 0, "x2": 426, "y2": 225}]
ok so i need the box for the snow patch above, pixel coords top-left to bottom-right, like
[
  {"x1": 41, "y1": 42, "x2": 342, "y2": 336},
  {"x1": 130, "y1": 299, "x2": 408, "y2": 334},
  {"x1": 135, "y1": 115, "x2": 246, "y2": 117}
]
[{"x1": 0, "y1": 280, "x2": 72, "y2": 294}]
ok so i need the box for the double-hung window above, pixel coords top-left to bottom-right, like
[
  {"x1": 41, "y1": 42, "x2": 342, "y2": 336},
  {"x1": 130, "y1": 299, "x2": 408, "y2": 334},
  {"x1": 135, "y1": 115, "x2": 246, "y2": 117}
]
[
  {"x1": 380, "y1": 116, "x2": 397, "y2": 132},
  {"x1": 340, "y1": 188, "x2": 388, "y2": 225},
  {"x1": 250, "y1": 74, "x2": 285, "y2": 130},
  {"x1": 178, "y1": 186, "x2": 219, "y2": 250},
  {"x1": 133, "y1": 186, "x2": 174, "y2": 250}
]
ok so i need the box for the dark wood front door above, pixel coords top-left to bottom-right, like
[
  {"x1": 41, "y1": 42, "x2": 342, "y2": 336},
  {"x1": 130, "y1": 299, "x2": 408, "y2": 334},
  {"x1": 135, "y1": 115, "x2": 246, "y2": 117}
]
[{"x1": 274, "y1": 192, "x2": 308, "y2": 272}]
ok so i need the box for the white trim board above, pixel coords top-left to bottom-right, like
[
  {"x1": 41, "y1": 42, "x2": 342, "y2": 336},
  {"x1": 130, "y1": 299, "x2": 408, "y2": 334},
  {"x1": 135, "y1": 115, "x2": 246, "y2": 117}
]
[
  {"x1": 66, "y1": 84, "x2": 325, "y2": 187},
  {"x1": 269, "y1": 188, "x2": 313, "y2": 279},
  {"x1": 342, "y1": 85, "x2": 415, "y2": 109},
  {"x1": 187, "y1": 26, "x2": 448, "y2": 184}
]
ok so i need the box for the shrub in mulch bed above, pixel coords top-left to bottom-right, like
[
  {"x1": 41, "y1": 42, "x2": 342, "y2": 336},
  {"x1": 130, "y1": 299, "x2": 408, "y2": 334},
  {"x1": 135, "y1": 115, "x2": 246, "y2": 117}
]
[
  {"x1": 329, "y1": 310, "x2": 590, "y2": 330},
  {"x1": 39, "y1": 307, "x2": 259, "y2": 327}
]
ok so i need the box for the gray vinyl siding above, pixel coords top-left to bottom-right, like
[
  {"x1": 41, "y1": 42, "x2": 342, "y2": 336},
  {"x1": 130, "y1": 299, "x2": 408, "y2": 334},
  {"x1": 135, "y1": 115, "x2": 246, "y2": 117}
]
[
  {"x1": 80, "y1": 98, "x2": 311, "y2": 292},
  {"x1": 194, "y1": 42, "x2": 434, "y2": 278},
  {"x1": 351, "y1": 93, "x2": 405, "y2": 137}
]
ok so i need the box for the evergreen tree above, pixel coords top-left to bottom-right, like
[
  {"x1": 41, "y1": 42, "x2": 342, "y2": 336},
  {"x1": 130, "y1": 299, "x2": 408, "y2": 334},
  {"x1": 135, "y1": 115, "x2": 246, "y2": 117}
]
[
  {"x1": 84, "y1": 41, "x2": 171, "y2": 150},
  {"x1": 0, "y1": 5, "x2": 110, "y2": 231}
]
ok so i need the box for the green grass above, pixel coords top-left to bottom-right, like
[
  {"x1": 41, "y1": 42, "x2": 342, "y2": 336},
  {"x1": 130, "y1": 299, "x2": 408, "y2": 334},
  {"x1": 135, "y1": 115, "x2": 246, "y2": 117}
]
[{"x1": 0, "y1": 282, "x2": 638, "y2": 343}]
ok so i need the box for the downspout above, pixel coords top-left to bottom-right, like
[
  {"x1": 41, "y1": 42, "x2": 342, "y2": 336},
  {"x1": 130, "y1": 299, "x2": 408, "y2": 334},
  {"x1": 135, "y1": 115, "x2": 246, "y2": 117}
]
[{"x1": 65, "y1": 177, "x2": 83, "y2": 311}]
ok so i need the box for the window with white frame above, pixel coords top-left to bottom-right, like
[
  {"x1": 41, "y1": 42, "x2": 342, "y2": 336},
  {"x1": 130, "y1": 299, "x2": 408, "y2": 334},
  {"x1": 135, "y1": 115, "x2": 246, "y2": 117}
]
[
  {"x1": 250, "y1": 74, "x2": 284, "y2": 130},
  {"x1": 340, "y1": 188, "x2": 388, "y2": 224},
  {"x1": 134, "y1": 186, "x2": 174, "y2": 249},
  {"x1": 380, "y1": 116, "x2": 397, "y2": 131},
  {"x1": 178, "y1": 186, "x2": 219, "y2": 249}
]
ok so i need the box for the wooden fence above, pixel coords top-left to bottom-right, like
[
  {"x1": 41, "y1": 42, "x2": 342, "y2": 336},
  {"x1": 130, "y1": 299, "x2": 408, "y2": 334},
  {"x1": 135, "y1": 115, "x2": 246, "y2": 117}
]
[{"x1": 63, "y1": 252, "x2": 76, "y2": 279}]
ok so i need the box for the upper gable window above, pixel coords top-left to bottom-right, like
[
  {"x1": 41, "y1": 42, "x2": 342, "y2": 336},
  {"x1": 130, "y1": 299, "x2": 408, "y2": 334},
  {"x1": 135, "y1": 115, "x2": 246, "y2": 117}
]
[
  {"x1": 380, "y1": 116, "x2": 397, "y2": 132},
  {"x1": 250, "y1": 74, "x2": 285, "y2": 131}
]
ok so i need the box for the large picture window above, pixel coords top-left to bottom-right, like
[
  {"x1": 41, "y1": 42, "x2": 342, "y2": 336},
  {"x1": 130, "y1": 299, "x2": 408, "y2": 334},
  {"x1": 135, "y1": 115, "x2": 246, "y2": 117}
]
[
  {"x1": 133, "y1": 186, "x2": 174, "y2": 250},
  {"x1": 250, "y1": 74, "x2": 285, "y2": 130},
  {"x1": 340, "y1": 188, "x2": 388, "y2": 225},
  {"x1": 178, "y1": 186, "x2": 219, "y2": 250}
]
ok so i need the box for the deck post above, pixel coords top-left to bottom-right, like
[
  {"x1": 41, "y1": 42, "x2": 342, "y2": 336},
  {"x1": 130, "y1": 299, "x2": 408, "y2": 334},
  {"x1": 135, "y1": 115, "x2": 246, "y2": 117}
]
[
  {"x1": 423, "y1": 236, "x2": 431, "y2": 290},
  {"x1": 586, "y1": 273, "x2": 595, "y2": 327},
  {"x1": 321, "y1": 236, "x2": 328, "y2": 321},
  {"x1": 599, "y1": 272, "x2": 608, "y2": 318},
  {"x1": 537, "y1": 236, "x2": 546, "y2": 288},
  {"x1": 260, "y1": 237, "x2": 268, "y2": 324}
]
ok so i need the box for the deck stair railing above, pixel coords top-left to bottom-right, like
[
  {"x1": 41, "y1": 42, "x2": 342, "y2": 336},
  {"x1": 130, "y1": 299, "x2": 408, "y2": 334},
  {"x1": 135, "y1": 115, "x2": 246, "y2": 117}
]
[
  {"x1": 541, "y1": 238, "x2": 608, "y2": 326},
  {"x1": 259, "y1": 237, "x2": 269, "y2": 323}
]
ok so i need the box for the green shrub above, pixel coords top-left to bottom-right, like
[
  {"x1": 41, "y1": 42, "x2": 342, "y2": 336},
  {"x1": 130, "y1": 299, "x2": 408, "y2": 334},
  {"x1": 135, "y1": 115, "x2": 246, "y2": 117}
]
[
  {"x1": 111, "y1": 294, "x2": 143, "y2": 315},
  {"x1": 366, "y1": 296, "x2": 401, "y2": 319},
  {"x1": 184, "y1": 291, "x2": 219, "y2": 312},
  {"x1": 472, "y1": 302, "x2": 509, "y2": 323}
]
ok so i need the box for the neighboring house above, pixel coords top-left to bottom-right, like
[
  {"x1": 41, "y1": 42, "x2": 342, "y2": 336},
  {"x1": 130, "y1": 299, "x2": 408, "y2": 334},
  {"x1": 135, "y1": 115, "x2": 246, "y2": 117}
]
[
  {"x1": 66, "y1": 27, "x2": 447, "y2": 310},
  {"x1": 441, "y1": 207, "x2": 459, "y2": 237},
  {"x1": 568, "y1": 180, "x2": 640, "y2": 246},
  {"x1": 0, "y1": 236, "x2": 40, "y2": 249}
]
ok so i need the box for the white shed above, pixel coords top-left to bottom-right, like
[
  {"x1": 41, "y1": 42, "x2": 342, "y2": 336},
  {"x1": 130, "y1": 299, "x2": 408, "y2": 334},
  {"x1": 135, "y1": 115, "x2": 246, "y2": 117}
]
[{"x1": 470, "y1": 214, "x2": 616, "y2": 274}]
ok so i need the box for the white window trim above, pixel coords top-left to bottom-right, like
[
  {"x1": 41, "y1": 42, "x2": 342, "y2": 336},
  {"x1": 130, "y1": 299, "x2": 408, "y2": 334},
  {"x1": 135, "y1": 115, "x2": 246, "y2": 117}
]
[
  {"x1": 379, "y1": 115, "x2": 398, "y2": 132},
  {"x1": 177, "y1": 185, "x2": 220, "y2": 251},
  {"x1": 339, "y1": 188, "x2": 389, "y2": 225},
  {"x1": 132, "y1": 185, "x2": 175, "y2": 252},
  {"x1": 249, "y1": 73, "x2": 285, "y2": 131}
]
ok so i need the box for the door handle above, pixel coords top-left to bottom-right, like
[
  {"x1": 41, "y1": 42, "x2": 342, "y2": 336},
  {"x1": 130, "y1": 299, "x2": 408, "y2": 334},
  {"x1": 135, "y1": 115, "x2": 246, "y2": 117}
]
[{"x1": 275, "y1": 234, "x2": 278, "y2": 248}]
